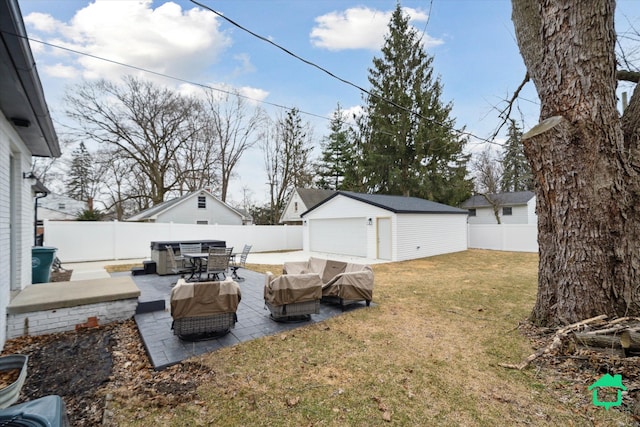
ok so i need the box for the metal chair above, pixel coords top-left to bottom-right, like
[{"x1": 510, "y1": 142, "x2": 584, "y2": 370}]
[
  {"x1": 229, "y1": 244, "x2": 251, "y2": 281},
  {"x1": 205, "y1": 247, "x2": 232, "y2": 280}
]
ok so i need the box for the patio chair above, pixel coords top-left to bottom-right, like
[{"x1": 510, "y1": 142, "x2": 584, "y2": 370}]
[
  {"x1": 205, "y1": 247, "x2": 233, "y2": 280},
  {"x1": 229, "y1": 245, "x2": 252, "y2": 281},
  {"x1": 264, "y1": 271, "x2": 322, "y2": 322},
  {"x1": 166, "y1": 245, "x2": 194, "y2": 277},
  {"x1": 170, "y1": 277, "x2": 241, "y2": 340},
  {"x1": 179, "y1": 243, "x2": 202, "y2": 267}
]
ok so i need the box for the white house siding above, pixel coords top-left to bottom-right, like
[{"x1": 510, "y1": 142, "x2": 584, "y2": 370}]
[
  {"x1": 0, "y1": 115, "x2": 33, "y2": 349},
  {"x1": 157, "y1": 193, "x2": 242, "y2": 225},
  {"x1": 527, "y1": 197, "x2": 537, "y2": 224},
  {"x1": 395, "y1": 214, "x2": 467, "y2": 261},
  {"x1": 281, "y1": 191, "x2": 304, "y2": 223},
  {"x1": 468, "y1": 204, "x2": 531, "y2": 225}
]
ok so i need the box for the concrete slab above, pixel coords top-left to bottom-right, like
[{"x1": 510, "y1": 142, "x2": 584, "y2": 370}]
[{"x1": 7, "y1": 276, "x2": 140, "y2": 314}]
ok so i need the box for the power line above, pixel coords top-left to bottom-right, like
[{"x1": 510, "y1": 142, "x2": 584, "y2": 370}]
[
  {"x1": 190, "y1": 0, "x2": 497, "y2": 145},
  {"x1": 0, "y1": 29, "x2": 331, "y2": 123}
]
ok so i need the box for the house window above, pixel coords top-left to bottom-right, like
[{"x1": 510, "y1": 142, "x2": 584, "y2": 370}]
[
  {"x1": 294, "y1": 202, "x2": 298, "y2": 213},
  {"x1": 198, "y1": 196, "x2": 206, "y2": 209},
  {"x1": 196, "y1": 220, "x2": 208, "y2": 225},
  {"x1": 468, "y1": 209, "x2": 476, "y2": 217},
  {"x1": 58, "y1": 203, "x2": 66, "y2": 210},
  {"x1": 503, "y1": 207, "x2": 513, "y2": 216}
]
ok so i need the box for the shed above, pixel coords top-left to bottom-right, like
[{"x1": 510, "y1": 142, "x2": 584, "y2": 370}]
[
  {"x1": 301, "y1": 191, "x2": 468, "y2": 262},
  {"x1": 461, "y1": 191, "x2": 536, "y2": 224}
]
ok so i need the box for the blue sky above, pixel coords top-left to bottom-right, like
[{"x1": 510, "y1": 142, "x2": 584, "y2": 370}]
[{"x1": 17, "y1": 0, "x2": 640, "y2": 206}]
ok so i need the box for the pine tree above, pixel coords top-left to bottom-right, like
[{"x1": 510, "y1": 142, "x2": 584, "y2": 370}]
[
  {"x1": 501, "y1": 119, "x2": 532, "y2": 192},
  {"x1": 66, "y1": 142, "x2": 93, "y2": 201},
  {"x1": 359, "y1": 3, "x2": 472, "y2": 205},
  {"x1": 316, "y1": 104, "x2": 355, "y2": 190}
]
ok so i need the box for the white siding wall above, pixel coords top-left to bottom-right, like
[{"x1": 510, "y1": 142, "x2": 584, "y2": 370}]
[
  {"x1": 468, "y1": 204, "x2": 531, "y2": 224},
  {"x1": 396, "y1": 214, "x2": 467, "y2": 261},
  {"x1": 157, "y1": 193, "x2": 242, "y2": 225},
  {"x1": 527, "y1": 197, "x2": 537, "y2": 224},
  {"x1": 280, "y1": 191, "x2": 304, "y2": 223},
  {"x1": 0, "y1": 114, "x2": 33, "y2": 349}
]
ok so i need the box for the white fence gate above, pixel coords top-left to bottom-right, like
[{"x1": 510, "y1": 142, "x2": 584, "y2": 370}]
[
  {"x1": 44, "y1": 220, "x2": 303, "y2": 262},
  {"x1": 467, "y1": 224, "x2": 538, "y2": 253}
]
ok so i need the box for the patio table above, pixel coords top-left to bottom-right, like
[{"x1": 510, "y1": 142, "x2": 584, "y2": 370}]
[{"x1": 183, "y1": 252, "x2": 208, "y2": 281}]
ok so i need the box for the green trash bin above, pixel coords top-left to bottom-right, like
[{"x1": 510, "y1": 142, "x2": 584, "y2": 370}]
[{"x1": 32, "y1": 246, "x2": 57, "y2": 284}]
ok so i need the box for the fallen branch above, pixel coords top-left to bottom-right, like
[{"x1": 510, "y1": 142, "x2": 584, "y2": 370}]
[{"x1": 499, "y1": 315, "x2": 607, "y2": 370}]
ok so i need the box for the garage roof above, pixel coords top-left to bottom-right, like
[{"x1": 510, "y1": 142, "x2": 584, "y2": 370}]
[{"x1": 302, "y1": 191, "x2": 468, "y2": 216}]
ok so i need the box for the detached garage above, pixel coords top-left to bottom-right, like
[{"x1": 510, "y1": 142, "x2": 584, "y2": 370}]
[{"x1": 301, "y1": 191, "x2": 468, "y2": 262}]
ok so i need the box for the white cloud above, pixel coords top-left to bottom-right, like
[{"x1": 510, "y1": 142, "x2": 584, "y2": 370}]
[
  {"x1": 24, "y1": 0, "x2": 231, "y2": 82},
  {"x1": 310, "y1": 6, "x2": 443, "y2": 51},
  {"x1": 239, "y1": 86, "x2": 269, "y2": 104},
  {"x1": 44, "y1": 63, "x2": 80, "y2": 79}
]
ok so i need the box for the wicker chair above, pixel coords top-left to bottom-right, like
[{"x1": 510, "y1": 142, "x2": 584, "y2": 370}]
[
  {"x1": 205, "y1": 247, "x2": 233, "y2": 280},
  {"x1": 264, "y1": 272, "x2": 322, "y2": 322},
  {"x1": 170, "y1": 277, "x2": 241, "y2": 340},
  {"x1": 166, "y1": 245, "x2": 194, "y2": 276}
]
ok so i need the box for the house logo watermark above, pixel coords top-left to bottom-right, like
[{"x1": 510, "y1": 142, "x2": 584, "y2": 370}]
[{"x1": 588, "y1": 374, "x2": 626, "y2": 410}]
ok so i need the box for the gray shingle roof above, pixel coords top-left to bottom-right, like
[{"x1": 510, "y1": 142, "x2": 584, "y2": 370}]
[
  {"x1": 296, "y1": 188, "x2": 336, "y2": 210},
  {"x1": 460, "y1": 191, "x2": 535, "y2": 208},
  {"x1": 304, "y1": 191, "x2": 468, "y2": 215}
]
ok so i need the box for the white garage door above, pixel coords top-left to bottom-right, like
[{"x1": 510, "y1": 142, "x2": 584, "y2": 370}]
[{"x1": 309, "y1": 218, "x2": 367, "y2": 257}]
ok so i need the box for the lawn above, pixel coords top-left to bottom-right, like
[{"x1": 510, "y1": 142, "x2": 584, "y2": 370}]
[{"x1": 108, "y1": 249, "x2": 634, "y2": 426}]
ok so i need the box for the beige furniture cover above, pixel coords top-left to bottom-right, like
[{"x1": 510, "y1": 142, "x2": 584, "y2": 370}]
[
  {"x1": 264, "y1": 272, "x2": 322, "y2": 306},
  {"x1": 283, "y1": 257, "x2": 374, "y2": 303},
  {"x1": 170, "y1": 277, "x2": 241, "y2": 320}
]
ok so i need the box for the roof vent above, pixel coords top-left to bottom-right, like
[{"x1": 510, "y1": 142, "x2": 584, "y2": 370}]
[{"x1": 10, "y1": 117, "x2": 30, "y2": 127}]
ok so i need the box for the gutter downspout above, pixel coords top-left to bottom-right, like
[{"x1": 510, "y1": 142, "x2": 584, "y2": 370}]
[{"x1": 34, "y1": 190, "x2": 47, "y2": 246}]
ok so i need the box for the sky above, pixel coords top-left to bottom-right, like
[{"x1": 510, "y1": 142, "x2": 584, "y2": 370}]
[{"x1": 16, "y1": 0, "x2": 640, "y2": 208}]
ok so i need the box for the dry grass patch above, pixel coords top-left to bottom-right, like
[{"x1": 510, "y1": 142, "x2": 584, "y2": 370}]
[{"x1": 111, "y1": 250, "x2": 634, "y2": 426}]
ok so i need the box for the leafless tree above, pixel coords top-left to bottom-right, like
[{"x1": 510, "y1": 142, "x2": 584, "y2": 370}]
[
  {"x1": 201, "y1": 89, "x2": 266, "y2": 202},
  {"x1": 512, "y1": 0, "x2": 640, "y2": 325},
  {"x1": 64, "y1": 76, "x2": 203, "y2": 205},
  {"x1": 472, "y1": 148, "x2": 503, "y2": 223}
]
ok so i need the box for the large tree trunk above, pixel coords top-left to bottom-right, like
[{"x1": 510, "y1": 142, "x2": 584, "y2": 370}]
[{"x1": 512, "y1": 0, "x2": 640, "y2": 325}]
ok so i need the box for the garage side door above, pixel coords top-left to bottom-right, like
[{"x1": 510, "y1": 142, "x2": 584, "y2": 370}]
[{"x1": 309, "y1": 218, "x2": 367, "y2": 257}]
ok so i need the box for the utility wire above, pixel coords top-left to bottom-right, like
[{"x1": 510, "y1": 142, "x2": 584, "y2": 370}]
[
  {"x1": 0, "y1": 30, "x2": 331, "y2": 123},
  {"x1": 191, "y1": 0, "x2": 497, "y2": 145}
]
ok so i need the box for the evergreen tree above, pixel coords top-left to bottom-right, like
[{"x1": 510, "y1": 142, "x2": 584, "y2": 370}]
[
  {"x1": 66, "y1": 142, "x2": 93, "y2": 201},
  {"x1": 316, "y1": 104, "x2": 355, "y2": 190},
  {"x1": 359, "y1": 4, "x2": 472, "y2": 205},
  {"x1": 501, "y1": 119, "x2": 533, "y2": 192}
]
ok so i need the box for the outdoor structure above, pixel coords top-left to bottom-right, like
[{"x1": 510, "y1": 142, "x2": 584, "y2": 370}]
[
  {"x1": 460, "y1": 191, "x2": 536, "y2": 224},
  {"x1": 38, "y1": 193, "x2": 87, "y2": 220},
  {"x1": 301, "y1": 191, "x2": 468, "y2": 262},
  {"x1": 280, "y1": 188, "x2": 336, "y2": 225},
  {"x1": 126, "y1": 189, "x2": 246, "y2": 225},
  {"x1": 0, "y1": 0, "x2": 61, "y2": 350}
]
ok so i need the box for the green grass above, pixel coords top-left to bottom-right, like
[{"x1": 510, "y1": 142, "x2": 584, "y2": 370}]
[{"x1": 108, "y1": 250, "x2": 635, "y2": 426}]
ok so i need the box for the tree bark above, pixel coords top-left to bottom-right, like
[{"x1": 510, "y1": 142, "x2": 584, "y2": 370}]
[{"x1": 512, "y1": 0, "x2": 640, "y2": 325}]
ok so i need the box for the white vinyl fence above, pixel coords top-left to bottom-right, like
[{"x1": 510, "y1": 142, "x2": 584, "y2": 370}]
[
  {"x1": 467, "y1": 224, "x2": 538, "y2": 253},
  {"x1": 43, "y1": 220, "x2": 303, "y2": 262}
]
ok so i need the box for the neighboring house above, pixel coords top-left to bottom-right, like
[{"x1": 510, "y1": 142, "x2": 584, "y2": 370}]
[
  {"x1": 280, "y1": 188, "x2": 336, "y2": 225},
  {"x1": 0, "y1": 0, "x2": 61, "y2": 349},
  {"x1": 460, "y1": 191, "x2": 536, "y2": 224},
  {"x1": 301, "y1": 191, "x2": 468, "y2": 262},
  {"x1": 38, "y1": 193, "x2": 88, "y2": 219},
  {"x1": 126, "y1": 189, "x2": 246, "y2": 225}
]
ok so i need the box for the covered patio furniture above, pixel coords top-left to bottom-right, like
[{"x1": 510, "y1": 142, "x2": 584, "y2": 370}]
[
  {"x1": 264, "y1": 272, "x2": 322, "y2": 322},
  {"x1": 170, "y1": 277, "x2": 241, "y2": 340},
  {"x1": 229, "y1": 244, "x2": 252, "y2": 281},
  {"x1": 205, "y1": 247, "x2": 233, "y2": 280},
  {"x1": 283, "y1": 257, "x2": 374, "y2": 310}
]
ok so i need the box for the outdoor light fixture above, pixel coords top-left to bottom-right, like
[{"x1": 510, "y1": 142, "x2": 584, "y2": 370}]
[
  {"x1": 367, "y1": 218, "x2": 373, "y2": 225},
  {"x1": 22, "y1": 171, "x2": 36, "y2": 180}
]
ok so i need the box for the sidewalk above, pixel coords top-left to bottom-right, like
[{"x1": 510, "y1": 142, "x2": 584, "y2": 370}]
[{"x1": 62, "y1": 251, "x2": 387, "y2": 281}]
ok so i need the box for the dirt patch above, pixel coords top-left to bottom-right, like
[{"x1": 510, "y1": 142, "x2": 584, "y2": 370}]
[{"x1": 1, "y1": 321, "x2": 212, "y2": 426}]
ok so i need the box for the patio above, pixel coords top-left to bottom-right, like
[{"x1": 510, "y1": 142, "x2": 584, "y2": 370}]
[{"x1": 121, "y1": 268, "x2": 371, "y2": 370}]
